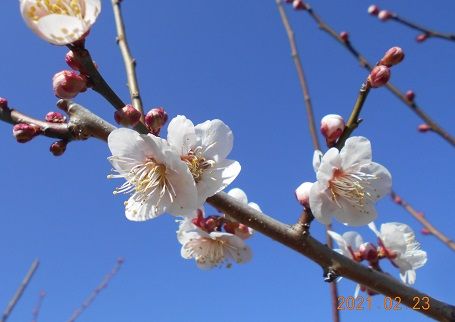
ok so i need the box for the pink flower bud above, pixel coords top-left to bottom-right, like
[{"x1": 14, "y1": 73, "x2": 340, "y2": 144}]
[
  {"x1": 368, "y1": 65, "x2": 391, "y2": 88},
  {"x1": 367, "y1": 5, "x2": 380, "y2": 16},
  {"x1": 359, "y1": 242, "x2": 378, "y2": 261},
  {"x1": 378, "y1": 10, "x2": 392, "y2": 21},
  {"x1": 421, "y1": 228, "x2": 431, "y2": 235},
  {"x1": 13, "y1": 123, "x2": 39, "y2": 143},
  {"x1": 292, "y1": 0, "x2": 307, "y2": 10},
  {"x1": 416, "y1": 34, "x2": 428, "y2": 43},
  {"x1": 320, "y1": 114, "x2": 345, "y2": 144},
  {"x1": 295, "y1": 182, "x2": 313, "y2": 207},
  {"x1": 50, "y1": 140, "x2": 67, "y2": 156},
  {"x1": 145, "y1": 107, "x2": 168, "y2": 135},
  {"x1": 418, "y1": 124, "x2": 431, "y2": 132},
  {"x1": 405, "y1": 90, "x2": 415, "y2": 102},
  {"x1": 65, "y1": 50, "x2": 82, "y2": 71},
  {"x1": 379, "y1": 47, "x2": 405, "y2": 67},
  {"x1": 339, "y1": 31, "x2": 349, "y2": 42},
  {"x1": 114, "y1": 104, "x2": 142, "y2": 127},
  {"x1": 393, "y1": 195, "x2": 402, "y2": 205},
  {"x1": 0, "y1": 97, "x2": 8, "y2": 110},
  {"x1": 45, "y1": 111, "x2": 66, "y2": 123},
  {"x1": 53, "y1": 70, "x2": 88, "y2": 99}
]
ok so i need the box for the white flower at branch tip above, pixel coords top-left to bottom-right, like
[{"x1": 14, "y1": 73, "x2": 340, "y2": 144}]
[
  {"x1": 167, "y1": 115, "x2": 241, "y2": 206},
  {"x1": 20, "y1": 0, "x2": 101, "y2": 45},
  {"x1": 107, "y1": 128, "x2": 198, "y2": 221},
  {"x1": 369, "y1": 222, "x2": 427, "y2": 285},
  {"x1": 177, "y1": 217, "x2": 252, "y2": 269},
  {"x1": 327, "y1": 230, "x2": 364, "y2": 260},
  {"x1": 309, "y1": 136, "x2": 392, "y2": 226}
]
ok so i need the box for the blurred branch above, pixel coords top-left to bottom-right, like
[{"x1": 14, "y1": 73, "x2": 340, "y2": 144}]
[
  {"x1": 112, "y1": 0, "x2": 145, "y2": 119},
  {"x1": 31, "y1": 290, "x2": 46, "y2": 322},
  {"x1": 297, "y1": 3, "x2": 455, "y2": 147},
  {"x1": 391, "y1": 191, "x2": 455, "y2": 252},
  {"x1": 1, "y1": 259, "x2": 40, "y2": 322},
  {"x1": 67, "y1": 258, "x2": 124, "y2": 322}
]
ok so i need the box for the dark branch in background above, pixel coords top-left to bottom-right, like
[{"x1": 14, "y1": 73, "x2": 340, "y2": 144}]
[
  {"x1": 298, "y1": 4, "x2": 455, "y2": 147},
  {"x1": 31, "y1": 290, "x2": 46, "y2": 322},
  {"x1": 66, "y1": 258, "x2": 124, "y2": 322},
  {"x1": 391, "y1": 191, "x2": 455, "y2": 252},
  {"x1": 1, "y1": 259, "x2": 40, "y2": 322},
  {"x1": 274, "y1": 2, "x2": 339, "y2": 321},
  {"x1": 112, "y1": 0, "x2": 145, "y2": 119}
]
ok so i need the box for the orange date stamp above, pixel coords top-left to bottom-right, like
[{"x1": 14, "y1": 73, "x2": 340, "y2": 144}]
[{"x1": 336, "y1": 295, "x2": 431, "y2": 311}]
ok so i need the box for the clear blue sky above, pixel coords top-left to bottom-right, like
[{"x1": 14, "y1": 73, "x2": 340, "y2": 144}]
[{"x1": 1, "y1": 1, "x2": 454, "y2": 321}]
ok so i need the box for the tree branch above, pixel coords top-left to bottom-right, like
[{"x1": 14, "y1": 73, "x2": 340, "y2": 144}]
[{"x1": 31, "y1": 290, "x2": 46, "y2": 322}]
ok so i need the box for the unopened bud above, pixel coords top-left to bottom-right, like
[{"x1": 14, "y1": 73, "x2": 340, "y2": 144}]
[
  {"x1": 53, "y1": 70, "x2": 88, "y2": 99},
  {"x1": 393, "y1": 195, "x2": 402, "y2": 205},
  {"x1": 418, "y1": 124, "x2": 431, "y2": 133},
  {"x1": 320, "y1": 114, "x2": 345, "y2": 144},
  {"x1": 421, "y1": 228, "x2": 431, "y2": 235},
  {"x1": 380, "y1": 47, "x2": 405, "y2": 67},
  {"x1": 416, "y1": 33, "x2": 428, "y2": 43},
  {"x1": 50, "y1": 140, "x2": 67, "y2": 156},
  {"x1": 405, "y1": 90, "x2": 415, "y2": 102},
  {"x1": 295, "y1": 182, "x2": 313, "y2": 208},
  {"x1": 13, "y1": 123, "x2": 39, "y2": 143},
  {"x1": 114, "y1": 104, "x2": 142, "y2": 127},
  {"x1": 144, "y1": 107, "x2": 168, "y2": 135},
  {"x1": 292, "y1": 0, "x2": 307, "y2": 10},
  {"x1": 45, "y1": 111, "x2": 66, "y2": 123},
  {"x1": 359, "y1": 242, "x2": 378, "y2": 261},
  {"x1": 368, "y1": 65, "x2": 391, "y2": 88},
  {"x1": 0, "y1": 97, "x2": 8, "y2": 110},
  {"x1": 339, "y1": 31, "x2": 349, "y2": 42},
  {"x1": 228, "y1": 188, "x2": 248, "y2": 204},
  {"x1": 367, "y1": 5, "x2": 380, "y2": 16},
  {"x1": 65, "y1": 50, "x2": 82, "y2": 71},
  {"x1": 378, "y1": 10, "x2": 392, "y2": 21}
]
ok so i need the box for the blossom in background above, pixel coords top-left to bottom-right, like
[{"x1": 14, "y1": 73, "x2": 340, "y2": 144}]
[
  {"x1": 309, "y1": 136, "x2": 392, "y2": 226},
  {"x1": 327, "y1": 230, "x2": 364, "y2": 260},
  {"x1": 224, "y1": 188, "x2": 261, "y2": 239},
  {"x1": 107, "y1": 128, "x2": 198, "y2": 221},
  {"x1": 167, "y1": 115, "x2": 241, "y2": 206},
  {"x1": 177, "y1": 212, "x2": 252, "y2": 269},
  {"x1": 20, "y1": 0, "x2": 101, "y2": 45},
  {"x1": 369, "y1": 222, "x2": 427, "y2": 284}
]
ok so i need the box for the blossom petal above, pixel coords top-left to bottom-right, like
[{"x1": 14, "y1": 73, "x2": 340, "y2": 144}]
[
  {"x1": 332, "y1": 198, "x2": 377, "y2": 226},
  {"x1": 167, "y1": 115, "x2": 197, "y2": 155},
  {"x1": 317, "y1": 148, "x2": 341, "y2": 186},
  {"x1": 195, "y1": 119, "x2": 233, "y2": 162},
  {"x1": 361, "y1": 162, "x2": 392, "y2": 200},
  {"x1": 228, "y1": 188, "x2": 248, "y2": 204},
  {"x1": 124, "y1": 192, "x2": 169, "y2": 221},
  {"x1": 340, "y1": 136, "x2": 372, "y2": 169},
  {"x1": 36, "y1": 14, "x2": 87, "y2": 45},
  {"x1": 309, "y1": 182, "x2": 338, "y2": 225},
  {"x1": 313, "y1": 150, "x2": 323, "y2": 173},
  {"x1": 84, "y1": 0, "x2": 102, "y2": 24},
  {"x1": 343, "y1": 231, "x2": 364, "y2": 249}
]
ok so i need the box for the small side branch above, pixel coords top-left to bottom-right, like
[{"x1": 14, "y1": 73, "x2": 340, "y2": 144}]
[
  {"x1": 31, "y1": 290, "x2": 46, "y2": 322},
  {"x1": 1, "y1": 259, "x2": 40, "y2": 322},
  {"x1": 390, "y1": 13, "x2": 455, "y2": 42}
]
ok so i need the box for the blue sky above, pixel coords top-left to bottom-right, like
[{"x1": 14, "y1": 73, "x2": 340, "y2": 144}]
[{"x1": 0, "y1": 1, "x2": 454, "y2": 321}]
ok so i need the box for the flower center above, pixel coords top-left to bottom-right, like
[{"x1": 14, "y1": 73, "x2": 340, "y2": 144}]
[
  {"x1": 27, "y1": 0, "x2": 84, "y2": 21},
  {"x1": 181, "y1": 147, "x2": 215, "y2": 183},
  {"x1": 328, "y1": 168, "x2": 376, "y2": 208}
]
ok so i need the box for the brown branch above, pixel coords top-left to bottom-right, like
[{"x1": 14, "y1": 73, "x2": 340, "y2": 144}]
[
  {"x1": 1, "y1": 259, "x2": 40, "y2": 322},
  {"x1": 391, "y1": 191, "x2": 455, "y2": 252},
  {"x1": 112, "y1": 0, "x2": 145, "y2": 119},
  {"x1": 31, "y1": 290, "x2": 46, "y2": 322},
  {"x1": 66, "y1": 258, "x2": 124, "y2": 322},
  {"x1": 300, "y1": 4, "x2": 455, "y2": 147},
  {"x1": 207, "y1": 192, "x2": 455, "y2": 322}
]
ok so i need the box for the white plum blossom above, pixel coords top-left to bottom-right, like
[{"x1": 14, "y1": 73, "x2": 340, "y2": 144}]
[
  {"x1": 309, "y1": 136, "x2": 392, "y2": 226},
  {"x1": 107, "y1": 128, "x2": 198, "y2": 221},
  {"x1": 369, "y1": 222, "x2": 427, "y2": 284},
  {"x1": 312, "y1": 149, "x2": 323, "y2": 173},
  {"x1": 177, "y1": 216, "x2": 252, "y2": 269},
  {"x1": 167, "y1": 115, "x2": 241, "y2": 206},
  {"x1": 20, "y1": 0, "x2": 101, "y2": 45},
  {"x1": 327, "y1": 230, "x2": 364, "y2": 260}
]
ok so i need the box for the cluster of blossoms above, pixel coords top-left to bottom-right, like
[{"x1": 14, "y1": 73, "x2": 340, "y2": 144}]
[{"x1": 328, "y1": 221, "x2": 427, "y2": 294}]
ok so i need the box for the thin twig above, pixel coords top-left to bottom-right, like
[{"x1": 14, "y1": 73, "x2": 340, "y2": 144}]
[
  {"x1": 299, "y1": 4, "x2": 455, "y2": 147},
  {"x1": 1, "y1": 259, "x2": 40, "y2": 322},
  {"x1": 31, "y1": 290, "x2": 46, "y2": 322},
  {"x1": 66, "y1": 258, "x2": 124, "y2": 322},
  {"x1": 112, "y1": 0, "x2": 145, "y2": 118},
  {"x1": 391, "y1": 191, "x2": 455, "y2": 252}
]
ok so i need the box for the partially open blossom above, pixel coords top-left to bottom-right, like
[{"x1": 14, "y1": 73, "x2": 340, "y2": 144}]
[
  {"x1": 367, "y1": 5, "x2": 380, "y2": 16},
  {"x1": 20, "y1": 0, "x2": 101, "y2": 45},
  {"x1": 416, "y1": 33, "x2": 428, "y2": 43},
  {"x1": 369, "y1": 222, "x2": 427, "y2": 284},
  {"x1": 177, "y1": 217, "x2": 252, "y2": 269},
  {"x1": 380, "y1": 47, "x2": 405, "y2": 67},
  {"x1": 144, "y1": 107, "x2": 168, "y2": 135},
  {"x1": 339, "y1": 31, "x2": 349, "y2": 42},
  {"x1": 45, "y1": 111, "x2": 66, "y2": 123},
  {"x1": 292, "y1": 0, "x2": 307, "y2": 10},
  {"x1": 107, "y1": 128, "x2": 198, "y2": 221},
  {"x1": 167, "y1": 115, "x2": 241, "y2": 206},
  {"x1": 114, "y1": 104, "x2": 141, "y2": 127},
  {"x1": 50, "y1": 140, "x2": 67, "y2": 156},
  {"x1": 378, "y1": 10, "x2": 392, "y2": 21},
  {"x1": 368, "y1": 65, "x2": 391, "y2": 88},
  {"x1": 327, "y1": 230, "x2": 364, "y2": 261},
  {"x1": 309, "y1": 136, "x2": 392, "y2": 226},
  {"x1": 53, "y1": 70, "x2": 88, "y2": 99},
  {"x1": 418, "y1": 124, "x2": 431, "y2": 133},
  {"x1": 405, "y1": 90, "x2": 415, "y2": 102},
  {"x1": 0, "y1": 97, "x2": 8, "y2": 109},
  {"x1": 13, "y1": 123, "x2": 40, "y2": 143},
  {"x1": 295, "y1": 182, "x2": 313, "y2": 208},
  {"x1": 320, "y1": 114, "x2": 345, "y2": 145}
]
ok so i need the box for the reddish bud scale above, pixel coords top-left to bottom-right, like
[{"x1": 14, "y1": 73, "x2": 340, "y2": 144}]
[
  {"x1": 421, "y1": 228, "x2": 431, "y2": 235},
  {"x1": 416, "y1": 33, "x2": 428, "y2": 43},
  {"x1": 380, "y1": 47, "x2": 405, "y2": 67},
  {"x1": 339, "y1": 31, "x2": 349, "y2": 42},
  {"x1": 292, "y1": 0, "x2": 307, "y2": 10},
  {"x1": 50, "y1": 140, "x2": 67, "y2": 156},
  {"x1": 65, "y1": 50, "x2": 82, "y2": 71},
  {"x1": 0, "y1": 97, "x2": 8, "y2": 109},
  {"x1": 13, "y1": 123, "x2": 39, "y2": 143},
  {"x1": 405, "y1": 90, "x2": 415, "y2": 102},
  {"x1": 359, "y1": 242, "x2": 379, "y2": 262},
  {"x1": 367, "y1": 5, "x2": 380, "y2": 16},
  {"x1": 393, "y1": 195, "x2": 402, "y2": 205},
  {"x1": 368, "y1": 65, "x2": 391, "y2": 88},
  {"x1": 418, "y1": 124, "x2": 431, "y2": 132},
  {"x1": 114, "y1": 104, "x2": 142, "y2": 127},
  {"x1": 45, "y1": 111, "x2": 66, "y2": 123}
]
